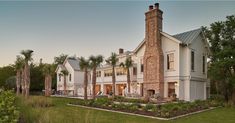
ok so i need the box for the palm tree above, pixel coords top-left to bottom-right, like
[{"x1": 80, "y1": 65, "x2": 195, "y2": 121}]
[
  {"x1": 106, "y1": 52, "x2": 118, "y2": 97},
  {"x1": 89, "y1": 55, "x2": 103, "y2": 99},
  {"x1": 60, "y1": 70, "x2": 69, "y2": 95},
  {"x1": 79, "y1": 57, "x2": 90, "y2": 100},
  {"x1": 21, "y1": 49, "x2": 33, "y2": 98},
  {"x1": 120, "y1": 56, "x2": 133, "y2": 93},
  {"x1": 42, "y1": 64, "x2": 55, "y2": 96},
  {"x1": 14, "y1": 55, "x2": 24, "y2": 95}
]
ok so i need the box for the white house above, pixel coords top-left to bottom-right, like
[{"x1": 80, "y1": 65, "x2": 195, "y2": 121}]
[
  {"x1": 55, "y1": 3, "x2": 210, "y2": 101},
  {"x1": 55, "y1": 57, "x2": 92, "y2": 96}
]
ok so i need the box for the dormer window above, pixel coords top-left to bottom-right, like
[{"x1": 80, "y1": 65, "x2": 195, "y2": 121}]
[{"x1": 69, "y1": 74, "x2": 72, "y2": 82}]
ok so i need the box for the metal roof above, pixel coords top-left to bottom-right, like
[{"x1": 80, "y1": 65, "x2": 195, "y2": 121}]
[
  {"x1": 173, "y1": 28, "x2": 202, "y2": 44},
  {"x1": 67, "y1": 58, "x2": 80, "y2": 71}
]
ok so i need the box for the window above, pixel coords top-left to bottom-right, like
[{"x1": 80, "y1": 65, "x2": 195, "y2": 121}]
[
  {"x1": 133, "y1": 67, "x2": 137, "y2": 75},
  {"x1": 140, "y1": 58, "x2": 144, "y2": 73},
  {"x1": 140, "y1": 64, "x2": 144, "y2": 72},
  {"x1": 69, "y1": 74, "x2": 72, "y2": 82},
  {"x1": 96, "y1": 71, "x2": 101, "y2": 77},
  {"x1": 104, "y1": 69, "x2": 113, "y2": 77},
  {"x1": 116, "y1": 67, "x2": 127, "y2": 76},
  {"x1": 191, "y1": 51, "x2": 195, "y2": 71},
  {"x1": 167, "y1": 53, "x2": 174, "y2": 70},
  {"x1": 203, "y1": 55, "x2": 205, "y2": 73},
  {"x1": 59, "y1": 75, "x2": 61, "y2": 82}
]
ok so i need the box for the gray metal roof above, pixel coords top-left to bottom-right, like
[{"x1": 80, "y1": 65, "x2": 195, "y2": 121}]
[
  {"x1": 173, "y1": 28, "x2": 202, "y2": 44},
  {"x1": 67, "y1": 58, "x2": 80, "y2": 71}
]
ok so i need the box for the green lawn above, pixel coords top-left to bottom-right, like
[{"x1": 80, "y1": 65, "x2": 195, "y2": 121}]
[{"x1": 17, "y1": 96, "x2": 235, "y2": 123}]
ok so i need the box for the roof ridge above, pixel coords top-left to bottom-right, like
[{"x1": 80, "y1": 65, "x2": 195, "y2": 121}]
[{"x1": 173, "y1": 28, "x2": 202, "y2": 36}]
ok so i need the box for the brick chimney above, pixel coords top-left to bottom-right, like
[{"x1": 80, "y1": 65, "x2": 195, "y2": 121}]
[{"x1": 143, "y1": 3, "x2": 164, "y2": 98}]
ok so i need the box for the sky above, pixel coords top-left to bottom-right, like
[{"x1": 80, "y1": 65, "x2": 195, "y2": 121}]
[{"x1": 0, "y1": 0, "x2": 234, "y2": 67}]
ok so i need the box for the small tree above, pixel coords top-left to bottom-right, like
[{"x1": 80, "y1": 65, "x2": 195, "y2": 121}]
[
  {"x1": 89, "y1": 55, "x2": 103, "y2": 99},
  {"x1": 14, "y1": 55, "x2": 24, "y2": 95},
  {"x1": 79, "y1": 57, "x2": 90, "y2": 100},
  {"x1": 120, "y1": 56, "x2": 133, "y2": 93},
  {"x1": 42, "y1": 64, "x2": 55, "y2": 96},
  {"x1": 106, "y1": 52, "x2": 118, "y2": 97},
  {"x1": 20, "y1": 49, "x2": 33, "y2": 98}
]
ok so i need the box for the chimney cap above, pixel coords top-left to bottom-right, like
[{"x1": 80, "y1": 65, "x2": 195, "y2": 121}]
[
  {"x1": 149, "y1": 5, "x2": 153, "y2": 10},
  {"x1": 119, "y1": 48, "x2": 124, "y2": 54},
  {"x1": 154, "y1": 3, "x2": 159, "y2": 8}
]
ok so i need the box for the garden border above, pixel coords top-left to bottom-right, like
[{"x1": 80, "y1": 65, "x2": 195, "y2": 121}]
[{"x1": 67, "y1": 103, "x2": 219, "y2": 120}]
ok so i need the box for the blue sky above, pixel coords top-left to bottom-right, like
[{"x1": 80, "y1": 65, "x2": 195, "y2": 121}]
[{"x1": 0, "y1": 1, "x2": 234, "y2": 66}]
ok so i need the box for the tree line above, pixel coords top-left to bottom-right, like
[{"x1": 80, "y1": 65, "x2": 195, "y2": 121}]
[{"x1": 203, "y1": 15, "x2": 235, "y2": 105}]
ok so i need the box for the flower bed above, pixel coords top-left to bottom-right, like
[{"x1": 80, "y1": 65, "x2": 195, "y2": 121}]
[{"x1": 69, "y1": 97, "x2": 222, "y2": 118}]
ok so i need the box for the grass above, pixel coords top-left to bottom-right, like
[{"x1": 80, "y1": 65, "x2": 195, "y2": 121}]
[{"x1": 17, "y1": 96, "x2": 235, "y2": 123}]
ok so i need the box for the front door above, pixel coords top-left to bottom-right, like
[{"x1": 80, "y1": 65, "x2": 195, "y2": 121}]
[{"x1": 168, "y1": 82, "x2": 176, "y2": 97}]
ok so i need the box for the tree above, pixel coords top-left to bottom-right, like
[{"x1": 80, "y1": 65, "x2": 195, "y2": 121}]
[
  {"x1": 0, "y1": 66, "x2": 15, "y2": 88},
  {"x1": 106, "y1": 52, "x2": 118, "y2": 97},
  {"x1": 79, "y1": 57, "x2": 90, "y2": 100},
  {"x1": 203, "y1": 15, "x2": 235, "y2": 104},
  {"x1": 30, "y1": 63, "x2": 44, "y2": 92},
  {"x1": 21, "y1": 49, "x2": 34, "y2": 98},
  {"x1": 14, "y1": 55, "x2": 24, "y2": 95},
  {"x1": 89, "y1": 55, "x2": 103, "y2": 99},
  {"x1": 54, "y1": 54, "x2": 68, "y2": 65},
  {"x1": 42, "y1": 64, "x2": 55, "y2": 96},
  {"x1": 60, "y1": 70, "x2": 69, "y2": 95},
  {"x1": 120, "y1": 56, "x2": 133, "y2": 93}
]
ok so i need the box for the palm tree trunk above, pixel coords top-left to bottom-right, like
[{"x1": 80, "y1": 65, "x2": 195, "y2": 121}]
[
  {"x1": 48, "y1": 75, "x2": 52, "y2": 96},
  {"x1": 64, "y1": 76, "x2": 67, "y2": 95},
  {"x1": 127, "y1": 68, "x2": 130, "y2": 93},
  {"x1": 112, "y1": 66, "x2": 116, "y2": 97},
  {"x1": 16, "y1": 70, "x2": 21, "y2": 96},
  {"x1": 21, "y1": 68, "x2": 25, "y2": 96},
  {"x1": 84, "y1": 68, "x2": 88, "y2": 100},
  {"x1": 45, "y1": 75, "x2": 48, "y2": 96},
  {"x1": 92, "y1": 68, "x2": 96, "y2": 99},
  {"x1": 25, "y1": 63, "x2": 30, "y2": 98}
]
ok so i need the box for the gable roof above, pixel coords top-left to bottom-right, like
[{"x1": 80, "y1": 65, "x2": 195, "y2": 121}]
[
  {"x1": 55, "y1": 64, "x2": 67, "y2": 73},
  {"x1": 66, "y1": 58, "x2": 80, "y2": 71},
  {"x1": 173, "y1": 28, "x2": 202, "y2": 44},
  {"x1": 133, "y1": 39, "x2": 145, "y2": 53},
  {"x1": 133, "y1": 28, "x2": 204, "y2": 54}
]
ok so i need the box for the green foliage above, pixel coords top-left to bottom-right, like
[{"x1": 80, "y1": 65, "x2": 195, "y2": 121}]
[
  {"x1": 0, "y1": 89, "x2": 19, "y2": 123},
  {"x1": 203, "y1": 15, "x2": 235, "y2": 103},
  {"x1": 5, "y1": 76, "x2": 16, "y2": 89},
  {"x1": 30, "y1": 64, "x2": 44, "y2": 92},
  {"x1": 0, "y1": 65, "x2": 15, "y2": 87},
  {"x1": 54, "y1": 54, "x2": 68, "y2": 65},
  {"x1": 106, "y1": 52, "x2": 118, "y2": 67},
  {"x1": 24, "y1": 96, "x2": 54, "y2": 108},
  {"x1": 144, "y1": 104, "x2": 156, "y2": 111}
]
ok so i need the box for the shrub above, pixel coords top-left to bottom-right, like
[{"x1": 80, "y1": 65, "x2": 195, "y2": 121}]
[
  {"x1": 144, "y1": 104, "x2": 155, "y2": 111},
  {"x1": 0, "y1": 89, "x2": 19, "y2": 123},
  {"x1": 128, "y1": 104, "x2": 139, "y2": 112}
]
